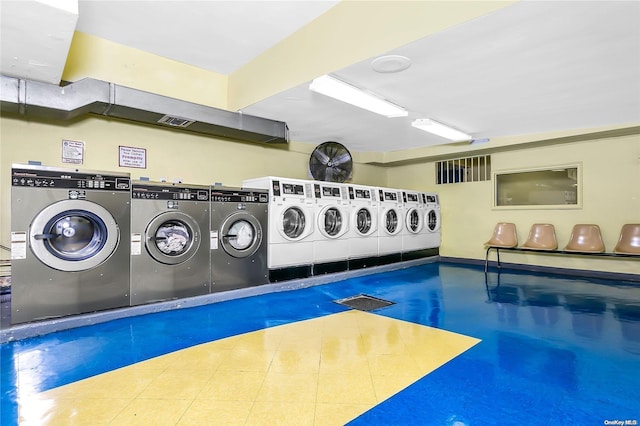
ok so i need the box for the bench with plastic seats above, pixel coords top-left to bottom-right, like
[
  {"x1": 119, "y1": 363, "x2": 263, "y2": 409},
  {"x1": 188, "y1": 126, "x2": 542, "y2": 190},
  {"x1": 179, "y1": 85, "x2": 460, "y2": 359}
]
[{"x1": 484, "y1": 223, "x2": 639, "y2": 272}]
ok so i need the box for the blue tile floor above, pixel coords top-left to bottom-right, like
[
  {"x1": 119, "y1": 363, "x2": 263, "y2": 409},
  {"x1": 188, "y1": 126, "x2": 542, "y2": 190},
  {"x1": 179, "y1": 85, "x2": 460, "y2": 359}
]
[{"x1": 1, "y1": 262, "x2": 639, "y2": 424}]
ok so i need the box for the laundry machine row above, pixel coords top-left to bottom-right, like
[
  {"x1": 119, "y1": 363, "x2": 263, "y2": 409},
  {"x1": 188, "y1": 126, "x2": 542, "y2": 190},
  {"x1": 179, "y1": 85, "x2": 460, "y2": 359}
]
[
  {"x1": 10, "y1": 164, "x2": 271, "y2": 323},
  {"x1": 130, "y1": 183, "x2": 270, "y2": 304},
  {"x1": 242, "y1": 176, "x2": 441, "y2": 280},
  {"x1": 10, "y1": 164, "x2": 437, "y2": 324}
]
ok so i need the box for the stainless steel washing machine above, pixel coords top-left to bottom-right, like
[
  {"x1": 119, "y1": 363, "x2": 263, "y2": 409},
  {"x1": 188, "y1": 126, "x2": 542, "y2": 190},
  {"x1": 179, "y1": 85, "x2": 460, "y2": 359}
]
[
  {"x1": 210, "y1": 187, "x2": 269, "y2": 293},
  {"x1": 10, "y1": 164, "x2": 131, "y2": 324},
  {"x1": 130, "y1": 181, "x2": 210, "y2": 305}
]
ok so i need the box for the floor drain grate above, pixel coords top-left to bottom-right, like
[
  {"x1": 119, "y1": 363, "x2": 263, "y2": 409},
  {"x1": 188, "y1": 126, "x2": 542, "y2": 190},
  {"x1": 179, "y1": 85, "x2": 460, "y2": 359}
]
[{"x1": 334, "y1": 294, "x2": 395, "y2": 312}]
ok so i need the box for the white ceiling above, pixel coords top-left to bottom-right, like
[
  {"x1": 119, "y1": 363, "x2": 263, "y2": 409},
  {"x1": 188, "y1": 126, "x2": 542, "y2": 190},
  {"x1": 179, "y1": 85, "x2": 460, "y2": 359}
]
[
  {"x1": 75, "y1": 1, "x2": 339, "y2": 75},
  {"x1": 18, "y1": 1, "x2": 640, "y2": 153}
]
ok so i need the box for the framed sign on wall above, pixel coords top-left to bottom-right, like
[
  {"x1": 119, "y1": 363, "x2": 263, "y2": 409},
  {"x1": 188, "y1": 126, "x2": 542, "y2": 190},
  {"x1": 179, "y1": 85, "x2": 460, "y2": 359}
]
[{"x1": 119, "y1": 146, "x2": 147, "y2": 169}]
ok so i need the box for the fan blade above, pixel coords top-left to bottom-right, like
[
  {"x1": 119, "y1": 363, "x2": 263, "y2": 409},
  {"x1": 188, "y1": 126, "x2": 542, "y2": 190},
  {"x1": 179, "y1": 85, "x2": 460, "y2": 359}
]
[
  {"x1": 311, "y1": 149, "x2": 330, "y2": 165},
  {"x1": 330, "y1": 152, "x2": 352, "y2": 166},
  {"x1": 325, "y1": 167, "x2": 335, "y2": 182}
]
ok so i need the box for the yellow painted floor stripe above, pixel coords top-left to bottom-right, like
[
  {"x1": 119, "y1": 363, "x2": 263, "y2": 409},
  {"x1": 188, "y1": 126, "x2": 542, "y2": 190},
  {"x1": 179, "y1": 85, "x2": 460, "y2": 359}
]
[{"x1": 22, "y1": 311, "x2": 480, "y2": 425}]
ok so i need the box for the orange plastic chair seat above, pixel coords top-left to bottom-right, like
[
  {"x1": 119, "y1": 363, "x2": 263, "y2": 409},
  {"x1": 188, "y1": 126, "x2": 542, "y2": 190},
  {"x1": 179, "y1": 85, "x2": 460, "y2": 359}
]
[
  {"x1": 614, "y1": 224, "x2": 640, "y2": 255},
  {"x1": 522, "y1": 223, "x2": 558, "y2": 250},
  {"x1": 564, "y1": 224, "x2": 605, "y2": 253}
]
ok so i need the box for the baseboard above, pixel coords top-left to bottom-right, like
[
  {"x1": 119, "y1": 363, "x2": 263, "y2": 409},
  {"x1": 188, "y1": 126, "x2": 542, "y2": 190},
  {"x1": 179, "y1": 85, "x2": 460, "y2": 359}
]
[{"x1": 439, "y1": 256, "x2": 640, "y2": 283}]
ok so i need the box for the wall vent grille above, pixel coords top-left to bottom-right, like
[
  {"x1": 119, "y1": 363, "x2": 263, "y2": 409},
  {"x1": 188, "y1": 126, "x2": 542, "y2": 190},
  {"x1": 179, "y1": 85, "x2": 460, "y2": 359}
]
[{"x1": 436, "y1": 155, "x2": 491, "y2": 184}]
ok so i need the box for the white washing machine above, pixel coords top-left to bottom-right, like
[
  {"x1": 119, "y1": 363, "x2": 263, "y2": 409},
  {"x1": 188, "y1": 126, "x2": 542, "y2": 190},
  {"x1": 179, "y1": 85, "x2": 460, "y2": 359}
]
[
  {"x1": 423, "y1": 192, "x2": 442, "y2": 251},
  {"x1": 377, "y1": 187, "x2": 404, "y2": 265},
  {"x1": 130, "y1": 181, "x2": 211, "y2": 305},
  {"x1": 401, "y1": 189, "x2": 428, "y2": 260},
  {"x1": 311, "y1": 181, "x2": 350, "y2": 275},
  {"x1": 10, "y1": 164, "x2": 131, "y2": 324},
  {"x1": 346, "y1": 184, "x2": 379, "y2": 270},
  {"x1": 242, "y1": 176, "x2": 314, "y2": 282}
]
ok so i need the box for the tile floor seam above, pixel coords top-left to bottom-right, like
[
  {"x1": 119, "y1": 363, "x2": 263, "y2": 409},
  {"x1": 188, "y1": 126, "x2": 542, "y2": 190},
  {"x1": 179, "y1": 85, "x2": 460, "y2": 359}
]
[
  {"x1": 245, "y1": 354, "x2": 272, "y2": 425},
  {"x1": 360, "y1": 314, "x2": 383, "y2": 406},
  {"x1": 314, "y1": 318, "x2": 331, "y2": 426},
  {"x1": 107, "y1": 393, "x2": 149, "y2": 425}
]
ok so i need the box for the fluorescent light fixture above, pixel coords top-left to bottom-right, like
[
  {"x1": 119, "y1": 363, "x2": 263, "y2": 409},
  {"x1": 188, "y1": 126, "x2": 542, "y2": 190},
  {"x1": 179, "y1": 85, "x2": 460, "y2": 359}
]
[
  {"x1": 309, "y1": 74, "x2": 408, "y2": 118},
  {"x1": 411, "y1": 118, "x2": 472, "y2": 141}
]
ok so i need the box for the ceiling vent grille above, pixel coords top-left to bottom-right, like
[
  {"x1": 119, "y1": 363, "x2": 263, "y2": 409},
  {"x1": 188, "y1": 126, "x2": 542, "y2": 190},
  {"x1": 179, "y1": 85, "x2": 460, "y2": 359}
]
[{"x1": 157, "y1": 115, "x2": 194, "y2": 128}]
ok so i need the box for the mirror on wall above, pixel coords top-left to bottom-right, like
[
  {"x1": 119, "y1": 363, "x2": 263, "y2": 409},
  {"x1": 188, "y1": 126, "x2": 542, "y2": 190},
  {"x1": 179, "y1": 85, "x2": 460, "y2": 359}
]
[{"x1": 494, "y1": 165, "x2": 581, "y2": 209}]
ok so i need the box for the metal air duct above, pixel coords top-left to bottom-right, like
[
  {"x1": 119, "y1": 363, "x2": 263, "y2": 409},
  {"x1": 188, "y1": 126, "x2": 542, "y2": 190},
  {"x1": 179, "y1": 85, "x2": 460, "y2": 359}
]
[{"x1": 0, "y1": 75, "x2": 288, "y2": 144}]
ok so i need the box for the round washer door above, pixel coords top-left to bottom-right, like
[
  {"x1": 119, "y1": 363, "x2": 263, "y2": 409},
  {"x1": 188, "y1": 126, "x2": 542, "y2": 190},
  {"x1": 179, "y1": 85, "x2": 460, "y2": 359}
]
[
  {"x1": 425, "y1": 207, "x2": 441, "y2": 232},
  {"x1": 382, "y1": 208, "x2": 401, "y2": 236},
  {"x1": 405, "y1": 208, "x2": 423, "y2": 234},
  {"x1": 145, "y1": 212, "x2": 200, "y2": 265},
  {"x1": 319, "y1": 205, "x2": 347, "y2": 238},
  {"x1": 220, "y1": 211, "x2": 263, "y2": 258},
  {"x1": 278, "y1": 206, "x2": 309, "y2": 241},
  {"x1": 354, "y1": 207, "x2": 376, "y2": 237},
  {"x1": 29, "y1": 200, "x2": 120, "y2": 272}
]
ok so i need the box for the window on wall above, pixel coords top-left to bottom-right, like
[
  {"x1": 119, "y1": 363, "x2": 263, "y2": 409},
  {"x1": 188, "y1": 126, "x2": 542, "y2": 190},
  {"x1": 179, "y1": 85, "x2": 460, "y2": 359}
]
[
  {"x1": 436, "y1": 155, "x2": 491, "y2": 184},
  {"x1": 494, "y1": 164, "x2": 581, "y2": 209}
]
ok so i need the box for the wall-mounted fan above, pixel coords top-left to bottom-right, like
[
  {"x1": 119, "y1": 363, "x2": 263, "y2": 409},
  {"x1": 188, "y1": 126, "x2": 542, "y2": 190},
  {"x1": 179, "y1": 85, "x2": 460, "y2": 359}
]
[{"x1": 308, "y1": 141, "x2": 353, "y2": 183}]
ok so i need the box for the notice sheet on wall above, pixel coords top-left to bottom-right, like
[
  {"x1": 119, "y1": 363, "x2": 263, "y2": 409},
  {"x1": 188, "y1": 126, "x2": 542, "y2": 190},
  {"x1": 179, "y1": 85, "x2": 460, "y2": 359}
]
[
  {"x1": 62, "y1": 139, "x2": 84, "y2": 164},
  {"x1": 119, "y1": 146, "x2": 147, "y2": 169}
]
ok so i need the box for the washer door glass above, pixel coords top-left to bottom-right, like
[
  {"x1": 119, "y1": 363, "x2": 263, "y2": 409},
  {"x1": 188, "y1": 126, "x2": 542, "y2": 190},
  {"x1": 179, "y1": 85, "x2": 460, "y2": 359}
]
[
  {"x1": 282, "y1": 207, "x2": 306, "y2": 239},
  {"x1": 407, "y1": 209, "x2": 421, "y2": 233},
  {"x1": 44, "y1": 211, "x2": 107, "y2": 260},
  {"x1": 427, "y1": 209, "x2": 439, "y2": 232},
  {"x1": 154, "y1": 221, "x2": 191, "y2": 256},
  {"x1": 221, "y1": 212, "x2": 263, "y2": 258},
  {"x1": 323, "y1": 207, "x2": 343, "y2": 237},
  {"x1": 227, "y1": 220, "x2": 255, "y2": 250},
  {"x1": 385, "y1": 209, "x2": 398, "y2": 234},
  {"x1": 146, "y1": 212, "x2": 200, "y2": 265},
  {"x1": 356, "y1": 208, "x2": 372, "y2": 235},
  {"x1": 29, "y1": 200, "x2": 120, "y2": 272}
]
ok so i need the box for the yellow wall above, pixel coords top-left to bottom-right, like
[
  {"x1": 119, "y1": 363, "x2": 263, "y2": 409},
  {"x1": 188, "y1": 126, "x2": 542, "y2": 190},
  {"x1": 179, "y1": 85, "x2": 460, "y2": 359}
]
[
  {"x1": 2, "y1": 117, "x2": 638, "y2": 276},
  {"x1": 388, "y1": 133, "x2": 640, "y2": 275},
  {"x1": 0, "y1": 113, "x2": 387, "y2": 251}
]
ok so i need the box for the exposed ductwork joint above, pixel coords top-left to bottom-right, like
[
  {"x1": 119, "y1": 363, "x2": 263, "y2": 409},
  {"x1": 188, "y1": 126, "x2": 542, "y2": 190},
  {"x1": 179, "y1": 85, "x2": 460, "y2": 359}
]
[{"x1": 0, "y1": 75, "x2": 289, "y2": 145}]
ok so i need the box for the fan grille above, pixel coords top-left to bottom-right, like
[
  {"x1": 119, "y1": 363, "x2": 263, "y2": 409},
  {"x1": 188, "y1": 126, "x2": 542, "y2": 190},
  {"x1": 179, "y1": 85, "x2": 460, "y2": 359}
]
[{"x1": 309, "y1": 141, "x2": 353, "y2": 183}]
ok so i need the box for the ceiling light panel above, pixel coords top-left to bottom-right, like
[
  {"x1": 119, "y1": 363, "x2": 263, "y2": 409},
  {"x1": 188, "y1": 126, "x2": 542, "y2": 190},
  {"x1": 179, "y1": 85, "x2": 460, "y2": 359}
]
[
  {"x1": 309, "y1": 75, "x2": 408, "y2": 118},
  {"x1": 411, "y1": 118, "x2": 472, "y2": 141}
]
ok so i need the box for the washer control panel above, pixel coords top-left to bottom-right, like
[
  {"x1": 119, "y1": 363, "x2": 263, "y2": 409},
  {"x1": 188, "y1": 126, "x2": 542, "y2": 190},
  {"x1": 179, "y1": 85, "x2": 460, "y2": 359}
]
[
  {"x1": 12, "y1": 167, "x2": 130, "y2": 191},
  {"x1": 132, "y1": 183, "x2": 210, "y2": 201},
  {"x1": 210, "y1": 188, "x2": 268, "y2": 204},
  {"x1": 348, "y1": 186, "x2": 372, "y2": 200}
]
